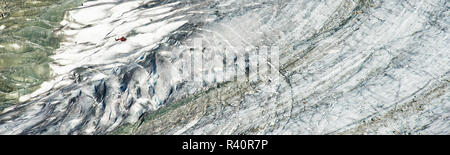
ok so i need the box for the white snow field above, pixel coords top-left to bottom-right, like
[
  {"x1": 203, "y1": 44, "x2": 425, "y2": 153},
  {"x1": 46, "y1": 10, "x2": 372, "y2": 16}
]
[{"x1": 0, "y1": 0, "x2": 449, "y2": 134}]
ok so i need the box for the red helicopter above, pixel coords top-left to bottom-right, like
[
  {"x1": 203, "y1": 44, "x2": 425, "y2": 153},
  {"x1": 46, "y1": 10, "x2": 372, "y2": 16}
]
[{"x1": 115, "y1": 36, "x2": 127, "y2": 42}]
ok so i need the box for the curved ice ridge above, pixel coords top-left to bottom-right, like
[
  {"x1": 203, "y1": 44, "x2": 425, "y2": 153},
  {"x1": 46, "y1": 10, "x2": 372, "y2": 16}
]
[{"x1": 0, "y1": 0, "x2": 449, "y2": 135}]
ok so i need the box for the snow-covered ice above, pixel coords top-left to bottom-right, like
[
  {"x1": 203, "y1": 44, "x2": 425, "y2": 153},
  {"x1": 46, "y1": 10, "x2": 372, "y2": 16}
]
[{"x1": 0, "y1": 0, "x2": 448, "y2": 135}]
